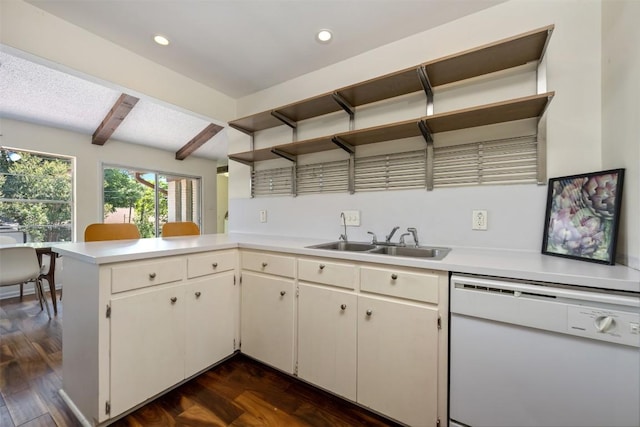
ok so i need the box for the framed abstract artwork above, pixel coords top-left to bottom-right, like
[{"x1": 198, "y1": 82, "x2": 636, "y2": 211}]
[{"x1": 542, "y1": 169, "x2": 625, "y2": 265}]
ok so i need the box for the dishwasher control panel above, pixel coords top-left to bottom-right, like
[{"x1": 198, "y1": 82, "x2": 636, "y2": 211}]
[{"x1": 568, "y1": 305, "x2": 640, "y2": 347}]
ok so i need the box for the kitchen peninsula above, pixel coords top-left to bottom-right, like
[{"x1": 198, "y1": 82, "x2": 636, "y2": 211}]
[{"x1": 54, "y1": 234, "x2": 640, "y2": 426}]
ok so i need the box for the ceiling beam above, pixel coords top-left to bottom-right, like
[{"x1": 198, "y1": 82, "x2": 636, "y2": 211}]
[
  {"x1": 175, "y1": 123, "x2": 224, "y2": 160},
  {"x1": 92, "y1": 93, "x2": 139, "y2": 145}
]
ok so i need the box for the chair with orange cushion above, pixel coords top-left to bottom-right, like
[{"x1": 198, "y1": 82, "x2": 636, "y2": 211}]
[
  {"x1": 84, "y1": 223, "x2": 141, "y2": 242},
  {"x1": 162, "y1": 221, "x2": 200, "y2": 237}
]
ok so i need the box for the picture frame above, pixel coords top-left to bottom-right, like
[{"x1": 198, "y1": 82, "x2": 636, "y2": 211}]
[{"x1": 542, "y1": 168, "x2": 625, "y2": 265}]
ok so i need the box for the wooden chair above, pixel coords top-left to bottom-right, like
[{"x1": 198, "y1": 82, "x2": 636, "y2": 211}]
[
  {"x1": 84, "y1": 223, "x2": 141, "y2": 242},
  {"x1": 162, "y1": 221, "x2": 200, "y2": 237},
  {"x1": 0, "y1": 246, "x2": 51, "y2": 318}
]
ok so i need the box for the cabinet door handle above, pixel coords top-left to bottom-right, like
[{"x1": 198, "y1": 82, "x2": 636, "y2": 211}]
[
  {"x1": 319, "y1": 264, "x2": 325, "y2": 270},
  {"x1": 170, "y1": 297, "x2": 177, "y2": 304},
  {"x1": 262, "y1": 262, "x2": 268, "y2": 268},
  {"x1": 195, "y1": 291, "x2": 201, "y2": 298},
  {"x1": 391, "y1": 273, "x2": 398, "y2": 280},
  {"x1": 366, "y1": 309, "x2": 373, "y2": 316},
  {"x1": 149, "y1": 272, "x2": 157, "y2": 279},
  {"x1": 340, "y1": 304, "x2": 347, "y2": 310},
  {"x1": 212, "y1": 262, "x2": 218, "y2": 269},
  {"x1": 280, "y1": 290, "x2": 286, "y2": 296}
]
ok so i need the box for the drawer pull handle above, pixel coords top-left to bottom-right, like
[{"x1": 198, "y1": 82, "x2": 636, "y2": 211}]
[
  {"x1": 195, "y1": 291, "x2": 201, "y2": 298},
  {"x1": 391, "y1": 273, "x2": 398, "y2": 280},
  {"x1": 170, "y1": 297, "x2": 177, "y2": 304},
  {"x1": 319, "y1": 264, "x2": 325, "y2": 270},
  {"x1": 212, "y1": 262, "x2": 218, "y2": 268},
  {"x1": 280, "y1": 290, "x2": 286, "y2": 296},
  {"x1": 366, "y1": 309, "x2": 373, "y2": 316},
  {"x1": 262, "y1": 262, "x2": 268, "y2": 268},
  {"x1": 340, "y1": 304, "x2": 347, "y2": 310},
  {"x1": 149, "y1": 272, "x2": 157, "y2": 279}
]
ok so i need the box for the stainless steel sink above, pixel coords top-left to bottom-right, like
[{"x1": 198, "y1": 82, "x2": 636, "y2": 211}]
[
  {"x1": 368, "y1": 245, "x2": 451, "y2": 260},
  {"x1": 308, "y1": 241, "x2": 378, "y2": 251},
  {"x1": 307, "y1": 241, "x2": 450, "y2": 260}
]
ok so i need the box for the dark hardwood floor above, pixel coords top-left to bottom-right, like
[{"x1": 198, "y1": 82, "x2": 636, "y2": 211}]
[{"x1": 1, "y1": 294, "x2": 401, "y2": 427}]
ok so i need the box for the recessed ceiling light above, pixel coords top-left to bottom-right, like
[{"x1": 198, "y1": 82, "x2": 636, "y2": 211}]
[
  {"x1": 316, "y1": 29, "x2": 332, "y2": 44},
  {"x1": 153, "y1": 35, "x2": 170, "y2": 46}
]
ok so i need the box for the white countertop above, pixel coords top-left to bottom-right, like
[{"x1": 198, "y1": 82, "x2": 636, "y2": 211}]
[{"x1": 53, "y1": 233, "x2": 640, "y2": 293}]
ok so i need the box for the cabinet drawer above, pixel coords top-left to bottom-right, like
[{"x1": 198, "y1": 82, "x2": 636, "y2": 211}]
[
  {"x1": 111, "y1": 257, "x2": 185, "y2": 293},
  {"x1": 241, "y1": 251, "x2": 295, "y2": 278},
  {"x1": 360, "y1": 266, "x2": 439, "y2": 304},
  {"x1": 298, "y1": 258, "x2": 356, "y2": 290},
  {"x1": 187, "y1": 250, "x2": 236, "y2": 278}
]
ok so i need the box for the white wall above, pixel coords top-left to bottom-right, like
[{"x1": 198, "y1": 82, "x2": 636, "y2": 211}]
[
  {"x1": 229, "y1": 0, "x2": 615, "y2": 256},
  {"x1": 0, "y1": 118, "x2": 219, "y2": 238},
  {"x1": 217, "y1": 174, "x2": 229, "y2": 233},
  {"x1": 602, "y1": 0, "x2": 640, "y2": 269}
]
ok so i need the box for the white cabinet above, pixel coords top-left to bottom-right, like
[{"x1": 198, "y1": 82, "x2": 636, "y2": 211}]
[
  {"x1": 357, "y1": 295, "x2": 439, "y2": 426},
  {"x1": 185, "y1": 271, "x2": 236, "y2": 377},
  {"x1": 297, "y1": 283, "x2": 357, "y2": 400},
  {"x1": 296, "y1": 258, "x2": 448, "y2": 426},
  {"x1": 60, "y1": 249, "x2": 239, "y2": 424},
  {"x1": 240, "y1": 251, "x2": 296, "y2": 373},
  {"x1": 240, "y1": 270, "x2": 295, "y2": 373},
  {"x1": 357, "y1": 264, "x2": 448, "y2": 426},
  {"x1": 110, "y1": 284, "x2": 186, "y2": 416}
]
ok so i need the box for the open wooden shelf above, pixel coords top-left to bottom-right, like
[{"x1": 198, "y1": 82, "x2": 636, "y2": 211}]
[
  {"x1": 228, "y1": 92, "x2": 554, "y2": 164},
  {"x1": 229, "y1": 25, "x2": 554, "y2": 135}
]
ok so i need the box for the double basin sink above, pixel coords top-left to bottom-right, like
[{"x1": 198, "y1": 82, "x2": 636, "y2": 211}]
[{"x1": 307, "y1": 241, "x2": 451, "y2": 261}]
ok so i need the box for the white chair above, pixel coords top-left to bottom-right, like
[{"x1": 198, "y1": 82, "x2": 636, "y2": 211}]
[
  {"x1": 0, "y1": 235, "x2": 26, "y2": 299},
  {"x1": 0, "y1": 246, "x2": 51, "y2": 318}
]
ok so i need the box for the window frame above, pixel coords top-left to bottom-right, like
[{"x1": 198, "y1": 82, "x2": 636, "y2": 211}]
[{"x1": 101, "y1": 163, "x2": 202, "y2": 237}]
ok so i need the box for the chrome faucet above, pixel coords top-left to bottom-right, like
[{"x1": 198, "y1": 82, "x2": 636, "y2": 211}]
[
  {"x1": 407, "y1": 227, "x2": 419, "y2": 247},
  {"x1": 385, "y1": 226, "x2": 400, "y2": 243},
  {"x1": 398, "y1": 232, "x2": 411, "y2": 247},
  {"x1": 367, "y1": 231, "x2": 378, "y2": 244},
  {"x1": 339, "y1": 212, "x2": 348, "y2": 241}
]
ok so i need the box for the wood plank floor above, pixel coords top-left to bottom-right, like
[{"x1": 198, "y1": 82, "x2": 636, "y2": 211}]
[{"x1": 1, "y1": 294, "x2": 401, "y2": 427}]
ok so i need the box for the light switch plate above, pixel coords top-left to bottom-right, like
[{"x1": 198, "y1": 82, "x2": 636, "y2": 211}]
[{"x1": 259, "y1": 210, "x2": 267, "y2": 223}]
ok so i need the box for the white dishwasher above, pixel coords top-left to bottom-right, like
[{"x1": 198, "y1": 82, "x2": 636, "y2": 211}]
[{"x1": 449, "y1": 274, "x2": 640, "y2": 427}]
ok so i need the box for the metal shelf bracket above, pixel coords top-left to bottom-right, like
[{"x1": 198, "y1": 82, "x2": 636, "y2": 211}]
[
  {"x1": 332, "y1": 92, "x2": 355, "y2": 131},
  {"x1": 331, "y1": 136, "x2": 356, "y2": 154},
  {"x1": 418, "y1": 121, "x2": 434, "y2": 191},
  {"x1": 271, "y1": 110, "x2": 297, "y2": 129},
  {"x1": 271, "y1": 148, "x2": 297, "y2": 163},
  {"x1": 332, "y1": 92, "x2": 355, "y2": 117},
  {"x1": 417, "y1": 66, "x2": 434, "y2": 116}
]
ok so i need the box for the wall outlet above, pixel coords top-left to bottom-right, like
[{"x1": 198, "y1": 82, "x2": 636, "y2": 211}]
[
  {"x1": 472, "y1": 210, "x2": 488, "y2": 230},
  {"x1": 341, "y1": 210, "x2": 360, "y2": 226},
  {"x1": 259, "y1": 209, "x2": 267, "y2": 223}
]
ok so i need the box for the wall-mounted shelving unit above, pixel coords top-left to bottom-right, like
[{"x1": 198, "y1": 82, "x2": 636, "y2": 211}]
[{"x1": 228, "y1": 24, "x2": 555, "y2": 195}]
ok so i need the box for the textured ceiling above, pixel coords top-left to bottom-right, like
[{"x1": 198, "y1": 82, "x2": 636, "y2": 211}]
[{"x1": 0, "y1": 50, "x2": 227, "y2": 161}]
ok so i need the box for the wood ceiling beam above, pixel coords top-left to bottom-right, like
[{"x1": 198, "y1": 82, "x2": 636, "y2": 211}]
[
  {"x1": 175, "y1": 123, "x2": 224, "y2": 160},
  {"x1": 92, "y1": 93, "x2": 139, "y2": 145}
]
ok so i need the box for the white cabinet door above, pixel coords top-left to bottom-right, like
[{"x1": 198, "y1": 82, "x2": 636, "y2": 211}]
[
  {"x1": 110, "y1": 284, "x2": 186, "y2": 417},
  {"x1": 185, "y1": 272, "x2": 236, "y2": 377},
  {"x1": 240, "y1": 271, "x2": 295, "y2": 373},
  {"x1": 357, "y1": 295, "x2": 440, "y2": 427},
  {"x1": 298, "y1": 283, "x2": 357, "y2": 400}
]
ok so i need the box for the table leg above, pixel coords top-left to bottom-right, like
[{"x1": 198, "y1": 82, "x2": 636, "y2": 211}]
[{"x1": 36, "y1": 252, "x2": 58, "y2": 315}]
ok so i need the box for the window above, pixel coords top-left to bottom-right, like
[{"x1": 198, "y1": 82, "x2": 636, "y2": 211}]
[
  {"x1": 102, "y1": 166, "x2": 201, "y2": 238},
  {"x1": 0, "y1": 148, "x2": 73, "y2": 242}
]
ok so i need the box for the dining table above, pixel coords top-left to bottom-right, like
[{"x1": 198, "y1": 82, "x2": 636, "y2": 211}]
[{"x1": 0, "y1": 241, "x2": 60, "y2": 315}]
